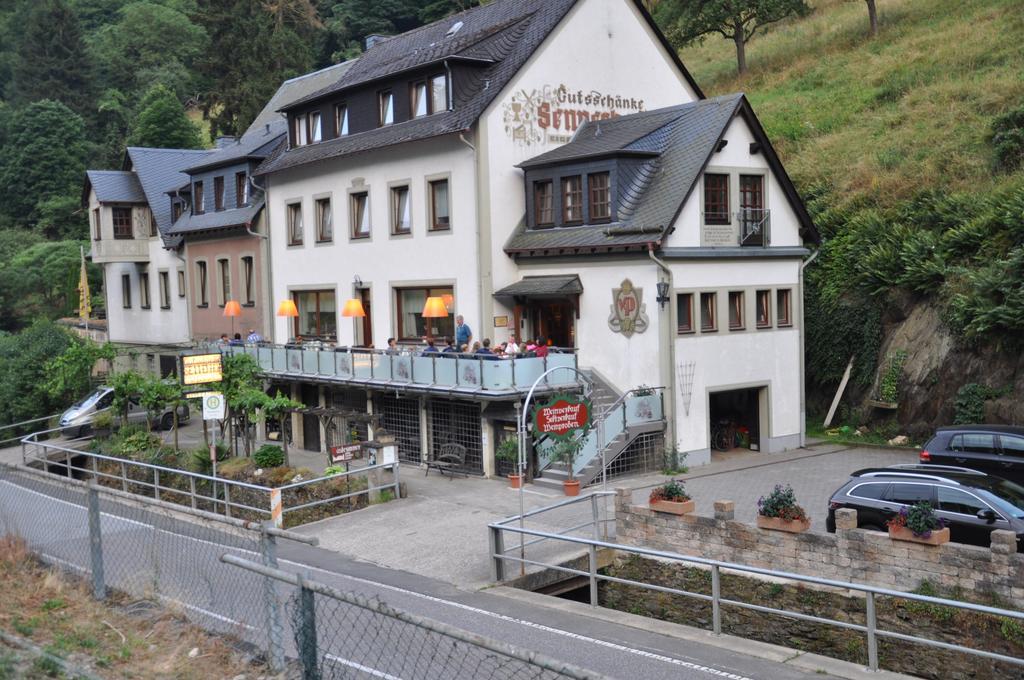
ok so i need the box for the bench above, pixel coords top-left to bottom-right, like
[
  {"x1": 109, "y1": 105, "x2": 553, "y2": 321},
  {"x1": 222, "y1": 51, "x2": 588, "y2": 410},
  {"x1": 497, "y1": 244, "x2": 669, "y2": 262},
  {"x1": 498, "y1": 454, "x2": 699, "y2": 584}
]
[{"x1": 425, "y1": 443, "x2": 468, "y2": 479}]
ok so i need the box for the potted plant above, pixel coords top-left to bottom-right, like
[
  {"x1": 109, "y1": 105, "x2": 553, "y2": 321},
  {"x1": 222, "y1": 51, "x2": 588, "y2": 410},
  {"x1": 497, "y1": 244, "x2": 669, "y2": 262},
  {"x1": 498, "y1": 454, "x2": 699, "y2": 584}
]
[
  {"x1": 756, "y1": 484, "x2": 811, "y2": 533},
  {"x1": 91, "y1": 410, "x2": 114, "y2": 438},
  {"x1": 552, "y1": 436, "x2": 584, "y2": 496},
  {"x1": 887, "y1": 502, "x2": 949, "y2": 545},
  {"x1": 648, "y1": 480, "x2": 694, "y2": 515},
  {"x1": 495, "y1": 438, "x2": 521, "y2": 489}
]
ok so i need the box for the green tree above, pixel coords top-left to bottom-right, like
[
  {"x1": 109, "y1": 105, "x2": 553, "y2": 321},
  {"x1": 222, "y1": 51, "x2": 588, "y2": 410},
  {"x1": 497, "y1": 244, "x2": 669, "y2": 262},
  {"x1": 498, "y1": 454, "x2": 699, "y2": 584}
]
[
  {"x1": 109, "y1": 370, "x2": 146, "y2": 426},
  {"x1": 44, "y1": 339, "x2": 116, "y2": 408},
  {"x1": 0, "y1": 320, "x2": 77, "y2": 433},
  {"x1": 655, "y1": 0, "x2": 810, "y2": 74},
  {"x1": 0, "y1": 101, "x2": 89, "y2": 230},
  {"x1": 7, "y1": 0, "x2": 96, "y2": 121},
  {"x1": 0, "y1": 241, "x2": 98, "y2": 330},
  {"x1": 129, "y1": 84, "x2": 204, "y2": 148}
]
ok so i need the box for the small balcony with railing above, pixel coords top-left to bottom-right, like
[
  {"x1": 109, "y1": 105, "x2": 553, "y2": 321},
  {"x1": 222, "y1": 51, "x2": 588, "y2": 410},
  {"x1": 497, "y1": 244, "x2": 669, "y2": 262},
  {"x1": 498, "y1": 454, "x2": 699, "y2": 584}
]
[
  {"x1": 701, "y1": 208, "x2": 771, "y2": 248},
  {"x1": 212, "y1": 343, "x2": 583, "y2": 400},
  {"x1": 91, "y1": 206, "x2": 152, "y2": 264}
]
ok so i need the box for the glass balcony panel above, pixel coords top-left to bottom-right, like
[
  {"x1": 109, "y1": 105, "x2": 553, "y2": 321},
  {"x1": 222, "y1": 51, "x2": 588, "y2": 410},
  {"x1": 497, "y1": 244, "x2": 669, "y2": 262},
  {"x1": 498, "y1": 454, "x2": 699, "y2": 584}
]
[
  {"x1": 602, "y1": 402, "x2": 626, "y2": 445},
  {"x1": 335, "y1": 351, "x2": 352, "y2": 377},
  {"x1": 482, "y1": 360, "x2": 513, "y2": 389},
  {"x1": 434, "y1": 356, "x2": 457, "y2": 386},
  {"x1": 352, "y1": 351, "x2": 373, "y2": 379},
  {"x1": 271, "y1": 347, "x2": 286, "y2": 371},
  {"x1": 257, "y1": 347, "x2": 274, "y2": 371},
  {"x1": 456, "y1": 358, "x2": 482, "y2": 388},
  {"x1": 302, "y1": 350, "x2": 319, "y2": 374},
  {"x1": 545, "y1": 353, "x2": 577, "y2": 385},
  {"x1": 625, "y1": 393, "x2": 662, "y2": 425},
  {"x1": 573, "y1": 432, "x2": 600, "y2": 476},
  {"x1": 285, "y1": 348, "x2": 303, "y2": 373},
  {"x1": 372, "y1": 353, "x2": 392, "y2": 380},
  {"x1": 317, "y1": 351, "x2": 335, "y2": 376},
  {"x1": 513, "y1": 357, "x2": 544, "y2": 388},
  {"x1": 412, "y1": 356, "x2": 435, "y2": 384},
  {"x1": 535, "y1": 436, "x2": 557, "y2": 470},
  {"x1": 392, "y1": 355, "x2": 412, "y2": 382}
]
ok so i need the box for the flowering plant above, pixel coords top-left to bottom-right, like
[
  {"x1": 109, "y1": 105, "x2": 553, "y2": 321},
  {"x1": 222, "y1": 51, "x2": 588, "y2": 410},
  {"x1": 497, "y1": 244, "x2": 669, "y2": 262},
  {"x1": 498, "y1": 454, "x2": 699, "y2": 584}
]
[
  {"x1": 757, "y1": 484, "x2": 808, "y2": 522},
  {"x1": 649, "y1": 479, "x2": 690, "y2": 503},
  {"x1": 887, "y1": 501, "x2": 945, "y2": 538}
]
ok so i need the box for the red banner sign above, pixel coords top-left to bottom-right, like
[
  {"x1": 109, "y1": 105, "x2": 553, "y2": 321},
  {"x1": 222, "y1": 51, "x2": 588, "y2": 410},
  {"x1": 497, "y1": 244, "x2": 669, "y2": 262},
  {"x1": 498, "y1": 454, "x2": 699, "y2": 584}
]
[
  {"x1": 331, "y1": 444, "x2": 361, "y2": 463},
  {"x1": 533, "y1": 394, "x2": 591, "y2": 439}
]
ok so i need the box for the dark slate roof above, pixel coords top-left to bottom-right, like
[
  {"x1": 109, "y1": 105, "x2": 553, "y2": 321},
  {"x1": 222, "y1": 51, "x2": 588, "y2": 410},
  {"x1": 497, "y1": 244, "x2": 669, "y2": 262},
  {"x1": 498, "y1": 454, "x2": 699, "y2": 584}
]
[
  {"x1": 248, "y1": 61, "x2": 356, "y2": 134},
  {"x1": 168, "y1": 198, "x2": 264, "y2": 236},
  {"x1": 494, "y1": 274, "x2": 583, "y2": 297},
  {"x1": 85, "y1": 170, "x2": 146, "y2": 204},
  {"x1": 505, "y1": 94, "x2": 819, "y2": 256},
  {"x1": 184, "y1": 119, "x2": 288, "y2": 173},
  {"x1": 124, "y1": 147, "x2": 212, "y2": 245},
  {"x1": 258, "y1": 0, "x2": 703, "y2": 176}
]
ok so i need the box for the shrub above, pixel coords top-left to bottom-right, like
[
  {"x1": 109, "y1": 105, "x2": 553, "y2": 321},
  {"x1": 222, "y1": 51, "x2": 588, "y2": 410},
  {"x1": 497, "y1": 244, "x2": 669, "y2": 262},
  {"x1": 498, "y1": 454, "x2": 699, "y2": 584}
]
[
  {"x1": 190, "y1": 442, "x2": 229, "y2": 474},
  {"x1": 219, "y1": 457, "x2": 255, "y2": 480},
  {"x1": 757, "y1": 484, "x2": 807, "y2": 522},
  {"x1": 888, "y1": 501, "x2": 944, "y2": 538},
  {"x1": 649, "y1": 480, "x2": 690, "y2": 503},
  {"x1": 992, "y1": 106, "x2": 1024, "y2": 172},
  {"x1": 953, "y1": 383, "x2": 997, "y2": 424},
  {"x1": 495, "y1": 438, "x2": 518, "y2": 463},
  {"x1": 109, "y1": 425, "x2": 160, "y2": 459},
  {"x1": 253, "y1": 444, "x2": 285, "y2": 469},
  {"x1": 323, "y1": 465, "x2": 345, "y2": 476},
  {"x1": 878, "y1": 349, "x2": 907, "y2": 403}
]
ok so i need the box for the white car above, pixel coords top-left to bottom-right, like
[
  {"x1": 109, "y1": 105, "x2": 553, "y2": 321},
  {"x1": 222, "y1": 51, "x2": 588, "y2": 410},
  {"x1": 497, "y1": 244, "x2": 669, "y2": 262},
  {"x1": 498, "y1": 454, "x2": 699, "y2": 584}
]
[{"x1": 59, "y1": 386, "x2": 190, "y2": 438}]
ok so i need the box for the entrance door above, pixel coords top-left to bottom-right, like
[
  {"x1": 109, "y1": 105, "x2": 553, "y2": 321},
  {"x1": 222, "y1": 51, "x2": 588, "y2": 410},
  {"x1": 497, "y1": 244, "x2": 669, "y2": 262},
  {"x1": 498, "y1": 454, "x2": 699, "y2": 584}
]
[
  {"x1": 356, "y1": 288, "x2": 372, "y2": 347},
  {"x1": 301, "y1": 384, "x2": 320, "y2": 451},
  {"x1": 709, "y1": 387, "x2": 763, "y2": 452},
  {"x1": 529, "y1": 300, "x2": 574, "y2": 348}
]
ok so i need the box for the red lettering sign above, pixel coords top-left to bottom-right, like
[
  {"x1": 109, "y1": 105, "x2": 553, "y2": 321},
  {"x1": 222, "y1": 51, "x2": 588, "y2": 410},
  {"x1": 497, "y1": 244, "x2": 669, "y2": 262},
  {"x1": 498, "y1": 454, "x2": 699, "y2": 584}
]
[{"x1": 534, "y1": 395, "x2": 591, "y2": 439}]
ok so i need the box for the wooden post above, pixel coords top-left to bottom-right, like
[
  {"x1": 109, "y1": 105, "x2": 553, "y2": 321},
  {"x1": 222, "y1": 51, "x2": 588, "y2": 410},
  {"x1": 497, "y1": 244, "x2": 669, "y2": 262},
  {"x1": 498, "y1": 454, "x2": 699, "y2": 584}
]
[{"x1": 823, "y1": 356, "x2": 855, "y2": 428}]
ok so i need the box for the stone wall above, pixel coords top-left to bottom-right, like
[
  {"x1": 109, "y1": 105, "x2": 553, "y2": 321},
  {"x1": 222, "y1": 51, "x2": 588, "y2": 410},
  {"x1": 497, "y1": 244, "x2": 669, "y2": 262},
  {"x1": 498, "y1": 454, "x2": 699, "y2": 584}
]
[{"x1": 614, "y1": 488, "x2": 1024, "y2": 607}]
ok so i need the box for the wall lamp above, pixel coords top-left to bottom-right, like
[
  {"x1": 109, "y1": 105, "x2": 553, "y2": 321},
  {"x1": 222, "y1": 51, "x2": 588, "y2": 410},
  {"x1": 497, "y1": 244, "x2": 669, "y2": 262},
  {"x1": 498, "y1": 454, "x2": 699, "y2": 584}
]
[{"x1": 656, "y1": 281, "x2": 670, "y2": 309}]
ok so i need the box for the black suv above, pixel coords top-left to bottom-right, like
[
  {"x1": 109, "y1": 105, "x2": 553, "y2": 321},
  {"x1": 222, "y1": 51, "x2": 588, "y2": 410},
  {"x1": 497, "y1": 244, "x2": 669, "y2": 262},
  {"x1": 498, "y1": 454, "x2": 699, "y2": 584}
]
[
  {"x1": 919, "y1": 425, "x2": 1024, "y2": 485},
  {"x1": 825, "y1": 465, "x2": 1024, "y2": 551}
]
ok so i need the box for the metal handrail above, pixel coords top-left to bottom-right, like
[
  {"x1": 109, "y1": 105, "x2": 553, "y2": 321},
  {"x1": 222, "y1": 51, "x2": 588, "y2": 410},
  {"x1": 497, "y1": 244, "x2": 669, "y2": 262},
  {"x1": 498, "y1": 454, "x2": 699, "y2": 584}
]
[{"x1": 488, "y1": 493, "x2": 1024, "y2": 672}]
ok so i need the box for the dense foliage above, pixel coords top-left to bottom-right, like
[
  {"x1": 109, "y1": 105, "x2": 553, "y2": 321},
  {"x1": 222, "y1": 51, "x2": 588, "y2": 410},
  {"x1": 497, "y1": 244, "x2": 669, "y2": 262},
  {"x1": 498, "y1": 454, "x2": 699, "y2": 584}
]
[
  {"x1": 0, "y1": 320, "x2": 77, "y2": 431},
  {"x1": 887, "y1": 501, "x2": 944, "y2": 538},
  {"x1": 129, "y1": 84, "x2": 203, "y2": 148}
]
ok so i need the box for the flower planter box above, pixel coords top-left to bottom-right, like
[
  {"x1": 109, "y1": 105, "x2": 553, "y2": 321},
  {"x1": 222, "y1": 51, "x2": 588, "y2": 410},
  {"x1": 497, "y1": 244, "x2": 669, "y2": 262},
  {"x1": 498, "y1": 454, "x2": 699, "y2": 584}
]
[
  {"x1": 756, "y1": 515, "x2": 811, "y2": 533},
  {"x1": 650, "y1": 499, "x2": 695, "y2": 515},
  {"x1": 888, "y1": 525, "x2": 949, "y2": 546}
]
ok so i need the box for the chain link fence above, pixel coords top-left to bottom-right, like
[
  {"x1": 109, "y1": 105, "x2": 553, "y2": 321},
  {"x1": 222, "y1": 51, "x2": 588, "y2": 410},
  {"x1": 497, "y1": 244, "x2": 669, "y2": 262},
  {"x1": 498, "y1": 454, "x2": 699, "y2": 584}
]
[{"x1": 0, "y1": 463, "x2": 606, "y2": 679}]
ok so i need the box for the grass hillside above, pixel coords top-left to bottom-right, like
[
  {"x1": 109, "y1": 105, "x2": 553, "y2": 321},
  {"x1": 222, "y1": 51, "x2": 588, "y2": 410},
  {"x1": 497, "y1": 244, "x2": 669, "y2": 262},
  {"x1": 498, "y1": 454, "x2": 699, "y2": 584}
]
[
  {"x1": 677, "y1": 0, "x2": 1024, "y2": 404},
  {"x1": 682, "y1": 0, "x2": 1024, "y2": 210}
]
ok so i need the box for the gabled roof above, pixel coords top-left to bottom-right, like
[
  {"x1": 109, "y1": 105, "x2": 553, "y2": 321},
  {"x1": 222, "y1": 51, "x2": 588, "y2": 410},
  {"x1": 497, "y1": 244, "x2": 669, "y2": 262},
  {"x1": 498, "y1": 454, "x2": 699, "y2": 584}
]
[
  {"x1": 258, "y1": 0, "x2": 703, "y2": 176},
  {"x1": 184, "y1": 119, "x2": 288, "y2": 174},
  {"x1": 84, "y1": 170, "x2": 146, "y2": 204},
  {"x1": 168, "y1": 198, "x2": 264, "y2": 236},
  {"x1": 248, "y1": 61, "x2": 357, "y2": 134},
  {"x1": 494, "y1": 275, "x2": 583, "y2": 297},
  {"x1": 124, "y1": 147, "x2": 211, "y2": 245},
  {"x1": 505, "y1": 94, "x2": 819, "y2": 257}
]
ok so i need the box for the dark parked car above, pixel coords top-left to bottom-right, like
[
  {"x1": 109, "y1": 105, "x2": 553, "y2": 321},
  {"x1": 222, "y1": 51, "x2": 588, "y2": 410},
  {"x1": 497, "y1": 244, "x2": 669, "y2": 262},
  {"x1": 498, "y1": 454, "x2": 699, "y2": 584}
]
[
  {"x1": 825, "y1": 465, "x2": 1024, "y2": 551},
  {"x1": 919, "y1": 425, "x2": 1024, "y2": 485}
]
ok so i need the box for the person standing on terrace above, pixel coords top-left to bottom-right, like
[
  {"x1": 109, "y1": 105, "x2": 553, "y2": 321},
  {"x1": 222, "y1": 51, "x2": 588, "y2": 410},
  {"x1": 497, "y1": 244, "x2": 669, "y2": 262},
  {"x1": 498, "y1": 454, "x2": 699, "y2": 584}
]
[{"x1": 455, "y1": 315, "x2": 472, "y2": 349}]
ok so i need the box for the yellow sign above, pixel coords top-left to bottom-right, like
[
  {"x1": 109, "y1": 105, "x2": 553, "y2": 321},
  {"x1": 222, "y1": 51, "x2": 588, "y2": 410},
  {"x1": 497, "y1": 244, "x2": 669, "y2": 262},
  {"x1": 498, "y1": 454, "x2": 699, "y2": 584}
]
[{"x1": 181, "y1": 353, "x2": 223, "y2": 385}]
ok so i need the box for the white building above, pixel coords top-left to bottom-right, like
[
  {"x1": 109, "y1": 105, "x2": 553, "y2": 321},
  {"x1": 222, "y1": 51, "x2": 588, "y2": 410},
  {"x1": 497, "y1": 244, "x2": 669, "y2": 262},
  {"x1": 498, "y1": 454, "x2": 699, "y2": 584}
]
[{"x1": 253, "y1": 0, "x2": 818, "y2": 480}]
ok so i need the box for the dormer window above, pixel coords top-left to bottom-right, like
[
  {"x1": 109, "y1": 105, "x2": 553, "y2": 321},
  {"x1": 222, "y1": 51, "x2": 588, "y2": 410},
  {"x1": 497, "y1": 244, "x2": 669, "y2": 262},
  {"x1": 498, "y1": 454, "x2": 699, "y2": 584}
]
[
  {"x1": 703, "y1": 173, "x2": 729, "y2": 224},
  {"x1": 562, "y1": 176, "x2": 582, "y2": 224},
  {"x1": 534, "y1": 181, "x2": 553, "y2": 227},
  {"x1": 411, "y1": 74, "x2": 448, "y2": 118},
  {"x1": 411, "y1": 82, "x2": 428, "y2": 118},
  {"x1": 172, "y1": 200, "x2": 183, "y2": 223},
  {"x1": 310, "y1": 112, "x2": 322, "y2": 143},
  {"x1": 293, "y1": 113, "x2": 309, "y2": 147},
  {"x1": 379, "y1": 90, "x2": 394, "y2": 126},
  {"x1": 334, "y1": 104, "x2": 348, "y2": 136},
  {"x1": 194, "y1": 181, "x2": 204, "y2": 215},
  {"x1": 235, "y1": 172, "x2": 248, "y2": 208},
  {"x1": 588, "y1": 172, "x2": 610, "y2": 221},
  {"x1": 214, "y1": 176, "x2": 225, "y2": 211}
]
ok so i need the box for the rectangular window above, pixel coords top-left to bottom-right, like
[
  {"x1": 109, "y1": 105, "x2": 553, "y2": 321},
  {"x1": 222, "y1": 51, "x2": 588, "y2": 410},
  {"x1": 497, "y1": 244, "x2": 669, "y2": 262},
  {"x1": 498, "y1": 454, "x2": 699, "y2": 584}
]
[
  {"x1": 588, "y1": 172, "x2": 610, "y2": 221},
  {"x1": 121, "y1": 274, "x2": 131, "y2": 308},
  {"x1": 293, "y1": 113, "x2": 308, "y2": 146},
  {"x1": 139, "y1": 272, "x2": 150, "y2": 309},
  {"x1": 562, "y1": 176, "x2": 583, "y2": 223},
  {"x1": 391, "y1": 185, "x2": 411, "y2": 234},
  {"x1": 379, "y1": 91, "x2": 394, "y2": 126},
  {"x1": 700, "y1": 292, "x2": 717, "y2": 332},
  {"x1": 211, "y1": 176, "x2": 223, "y2": 211},
  {"x1": 704, "y1": 173, "x2": 729, "y2": 224},
  {"x1": 92, "y1": 208, "x2": 101, "y2": 239},
  {"x1": 242, "y1": 256, "x2": 254, "y2": 305},
  {"x1": 235, "y1": 172, "x2": 248, "y2": 208},
  {"x1": 776, "y1": 289, "x2": 792, "y2": 327},
  {"x1": 172, "y1": 200, "x2": 183, "y2": 223},
  {"x1": 113, "y1": 207, "x2": 133, "y2": 239},
  {"x1": 309, "y1": 111, "x2": 322, "y2": 143},
  {"x1": 218, "y1": 258, "x2": 230, "y2": 306},
  {"x1": 740, "y1": 175, "x2": 764, "y2": 211},
  {"x1": 334, "y1": 104, "x2": 348, "y2": 136},
  {"x1": 177, "y1": 269, "x2": 186, "y2": 298},
  {"x1": 287, "y1": 203, "x2": 303, "y2": 246},
  {"x1": 755, "y1": 289, "x2": 771, "y2": 328},
  {"x1": 351, "y1": 192, "x2": 370, "y2": 238},
  {"x1": 728, "y1": 291, "x2": 744, "y2": 330},
  {"x1": 315, "y1": 197, "x2": 333, "y2": 243},
  {"x1": 147, "y1": 208, "x2": 157, "y2": 237},
  {"x1": 411, "y1": 81, "x2": 428, "y2": 118},
  {"x1": 534, "y1": 181, "x2": 553, "y2": 226},
  {"x1": 294, "y1": 289, "x2": 337, "y2": 340},
  {"x1": 159, "y1": 271, "x2": 170, "y2": 309},
  {"x1": 193, "y1": 181, "x2": 204, "y2": 214},
  {"x1": 430, "y1": 74, "x2": 447, "y2": 113},
  {"x1": 395, "y1": 286, "x2": 454, "y2": 341},
  {"x1": 429, "y1": 179, "x2": 449, "y2": 231},
  {"x1": 677, "y1": 293, "x2": 694, "y2": 334},
  {"x1": 196, "y1": 261, "x2": 208, "y2": 306}
]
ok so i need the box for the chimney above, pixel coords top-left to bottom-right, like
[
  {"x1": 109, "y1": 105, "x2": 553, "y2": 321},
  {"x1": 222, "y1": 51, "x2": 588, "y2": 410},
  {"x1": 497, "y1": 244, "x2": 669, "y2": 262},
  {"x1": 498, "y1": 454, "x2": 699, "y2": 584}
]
[
  {"x1": 365, "y1": 34, "x2": 390, "y2": 50},
  {"x1": 265, "y1": 123, "x2": 270, "y2": 135},
  {"x1": 214, "y1": 136, "x2": 236, "y2": 149}
]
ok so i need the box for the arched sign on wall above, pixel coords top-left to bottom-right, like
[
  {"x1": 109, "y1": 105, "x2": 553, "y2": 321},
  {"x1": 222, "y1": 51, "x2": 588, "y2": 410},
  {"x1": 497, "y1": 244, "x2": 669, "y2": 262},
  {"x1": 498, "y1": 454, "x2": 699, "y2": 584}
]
[
  {"x1": 608, "y1": 279, "x2": 649, "y2": 337},
  {"x1": 532, "y1": 393, "x2": 591, "y2": 440}
]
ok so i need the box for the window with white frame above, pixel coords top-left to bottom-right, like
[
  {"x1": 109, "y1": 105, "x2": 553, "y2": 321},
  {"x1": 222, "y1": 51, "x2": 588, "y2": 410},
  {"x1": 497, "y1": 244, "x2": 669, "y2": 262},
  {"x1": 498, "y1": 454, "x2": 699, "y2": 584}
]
[
  {"x1": 777, "y1": 288, "x2": 792, "y2": 327},
  {"x1": 121, "y1": 274, "x2": 131, "y2": 308},
  {"x1": 351, "y1": 192, "x2": 370, "y2": 238},
  {"x1": 139, "y1": 272, "x2": 151, "y2": 309},
  {"x1": 217, "y1": 258, "x2": 230, "y2": 306},
  {"x1": 335, "y1": 104, "x2": 348, "y2": 136},
  {"x1": 728, "y1": 291, "x2": 744, "y2": 330},
  {"x1": 700, "y1": 292, "x2": 716, "y2": 331},
  {"x1": 379, "y1": 91, "x2": 394, "y2": 126},
  {"x1": 196, "y1": 261, "x2": 208, "y2": 306},
  {"x1": 177, "y1": 269, "x2": 186, "y2": 297},
  {"x1": 159, "y1": 271, "x2": 170, "y2": 309},
  {"x1": 309, "y1": 111, "x2": 322, "y2": 143},
  {"x1": 315, "y1": 197, "x2": 333, "y2": 243},
  {"x1": 287, "y1": 203, "x2": 303, "y2": 246},
  {"x1": 242, "y1": 256, "x2": 254, "y2": 305},
  {"x1": 756, "y1": 289, "x2": 771, "y2": 328},
  {"x1": 428, "y1": 179, "x2": 449, "y2": 231},
  {"x1": 391, "y1": 186, "x2": 411, "y2": 234}
]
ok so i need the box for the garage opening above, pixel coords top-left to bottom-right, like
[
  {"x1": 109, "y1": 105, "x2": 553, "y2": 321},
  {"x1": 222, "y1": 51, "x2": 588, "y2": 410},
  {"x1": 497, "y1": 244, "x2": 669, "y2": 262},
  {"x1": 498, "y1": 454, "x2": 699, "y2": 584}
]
[{"x1": 709, "y1": 387, "x2": 764, "y2": 452}]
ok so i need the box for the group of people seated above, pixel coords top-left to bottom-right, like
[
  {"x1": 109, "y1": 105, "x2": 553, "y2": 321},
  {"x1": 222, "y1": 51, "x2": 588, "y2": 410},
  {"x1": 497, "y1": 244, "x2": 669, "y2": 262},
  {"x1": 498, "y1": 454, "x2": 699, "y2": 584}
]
[{"x1": 386, "y1": 334, "x2": 553, "y2": 359}]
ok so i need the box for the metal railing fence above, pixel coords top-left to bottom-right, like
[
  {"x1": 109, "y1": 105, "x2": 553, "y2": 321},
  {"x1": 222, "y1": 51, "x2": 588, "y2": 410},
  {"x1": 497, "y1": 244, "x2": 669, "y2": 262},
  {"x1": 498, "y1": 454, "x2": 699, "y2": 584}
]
[
  {"x1": 20, "y1": 429, "x2": 400, "y2": 528},
  {"x1": 0, "y1": 414, "x2": 65, "y2": 447},
  {"x1": 488, "y1": 492, "x2": 1024, "y2": 673},
  {"x1": 0, "y1": 463, "x2": 605, "y2": 679}
]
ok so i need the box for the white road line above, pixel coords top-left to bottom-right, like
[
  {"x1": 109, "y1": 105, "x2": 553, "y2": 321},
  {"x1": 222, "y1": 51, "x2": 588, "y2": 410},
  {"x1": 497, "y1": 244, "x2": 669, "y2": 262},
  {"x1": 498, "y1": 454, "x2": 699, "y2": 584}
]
[
  {"x1": 3, "y1": 479, "x2": 756, "y2": 680},
  {"x1": 325, "y1": 653, "x2": 405, "y2": 680}
]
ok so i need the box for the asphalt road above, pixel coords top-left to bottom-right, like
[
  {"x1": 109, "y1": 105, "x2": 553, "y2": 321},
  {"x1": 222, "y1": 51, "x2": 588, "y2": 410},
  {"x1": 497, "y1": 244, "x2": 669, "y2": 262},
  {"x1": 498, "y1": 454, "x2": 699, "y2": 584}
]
[{"x1": 0, "y1": 469, "x2": 842, "y2": 680}]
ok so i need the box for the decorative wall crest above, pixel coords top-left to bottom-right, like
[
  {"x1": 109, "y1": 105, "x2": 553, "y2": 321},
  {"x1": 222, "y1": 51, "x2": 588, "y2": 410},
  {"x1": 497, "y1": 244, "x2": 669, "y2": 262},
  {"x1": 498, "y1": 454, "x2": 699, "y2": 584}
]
[{"x1": 608, "y1": 279, "x2": 649, "y2": 337}]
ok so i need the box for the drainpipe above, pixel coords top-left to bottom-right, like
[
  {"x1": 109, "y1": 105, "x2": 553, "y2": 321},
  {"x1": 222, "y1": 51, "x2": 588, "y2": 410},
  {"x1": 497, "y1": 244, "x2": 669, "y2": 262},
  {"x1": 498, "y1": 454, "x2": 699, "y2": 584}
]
[
  {"x1": 798, "y1": 248, "x2": 820, "y2": 448},
  {"x1": 647, "y1": 243, "x2": 676, "y2": 457},
  {"x1": 458, "y1": 130, "x2": 484, "y2": 343},
  {"x1": 249, "y1": 175, "x2": 274, "y2": 341},
  {"x1": 171, "y1": 188, "x2": 195, "y2": 346}
]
